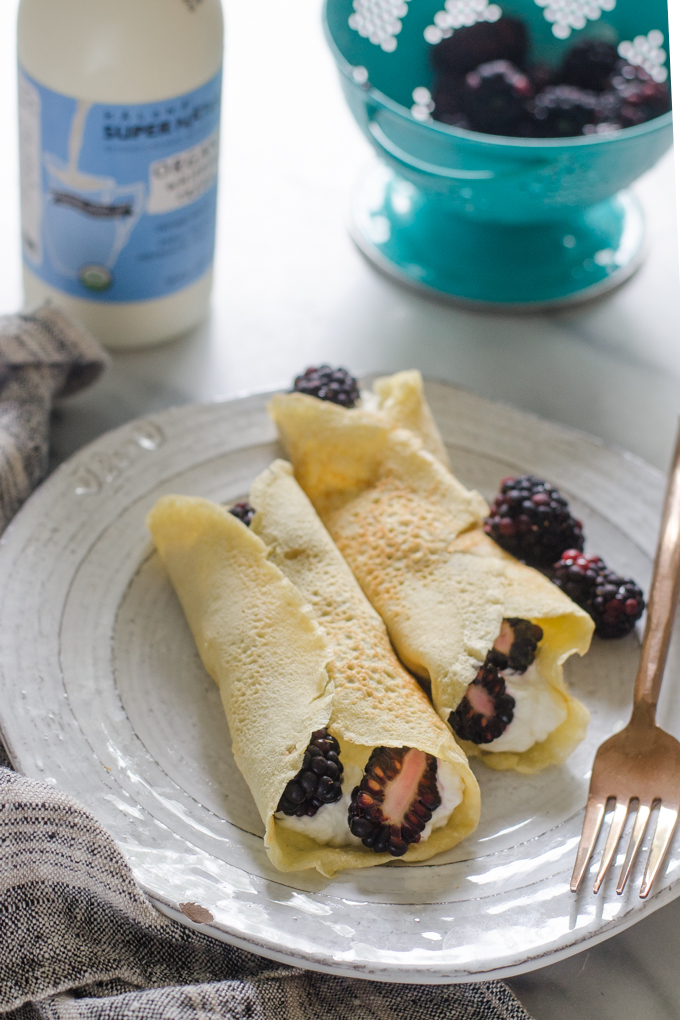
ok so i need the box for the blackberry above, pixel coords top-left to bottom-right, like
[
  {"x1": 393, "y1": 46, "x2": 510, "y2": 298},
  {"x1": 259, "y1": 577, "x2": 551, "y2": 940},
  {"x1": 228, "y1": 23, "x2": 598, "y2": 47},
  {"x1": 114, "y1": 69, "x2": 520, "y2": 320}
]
[
  {"x1": 528, "y1": 85, "x2": 599, "y2": 137},
  {"x1": 608, "y1": 63, "x2": 671, "y2": 127},
  {"x1": 277, "y1": 728, "x2": 344, "y2": 817},
  {"x1": 431, "y1": 74, "x2": 469, "y2": 128},
  {"x1": 526, "y1": 63, "x2": 555, "y2": 94},
  {"x1": 292, "y1": 365, "x2": 360, "y2": 408},
  {"x1": 550, "y1": 550, "x2": 601, "y2": 605},
  {"x1": 229, "y1": 501, "x2": 255, "y2": 527},
  {"x1": 449, "y1": 656, "x2": 515, "y2": 744},
  {"x1": 560, "y1": 40, "x2": 619, "y2": 92},
  {"x1": 551, "y1": 550, "x2": 645, "y2": 639},
  {"x1": 463, "y1": 60, "x2": 534, "y2": 136},
  {"x1": 590, "y1": 87, "x2": 625, "y2": 133},
  {"x1": 430, "y1": 18, "x2": 528, "y2": 78},
  {"x1": 485, "y1": 474, "x2": 584, "y2": 568},
  {"x1": 348, "y1": 746, "x2": 441, "y2": 856},
  {"x1": 492, "y1": 617, "x2": 544, "y2": 673}
]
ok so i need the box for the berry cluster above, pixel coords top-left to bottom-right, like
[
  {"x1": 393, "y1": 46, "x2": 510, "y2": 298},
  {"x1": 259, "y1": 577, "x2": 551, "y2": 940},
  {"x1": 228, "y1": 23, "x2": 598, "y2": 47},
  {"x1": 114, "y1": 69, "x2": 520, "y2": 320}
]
[
  {"x1": 485, "y1": 474, "x2": 646, "y2": 638},
  {"x1": 484, "y1": 475, "x2": 584, "y2": 568},
  {"x1": 292, "y1": 365, "x2": 360, "y2": 408},
  {"x1": 430, "y1": 22, "x2": 670, "y2": 138},
  {"x1": 277, "y1": 729, "x2": 344, "y2": 817},
  {"x1": 552, "y1": 551, "x2": 645, "y2": 638},
  {"x1": 229, "y1": 501, "x2": 256, "y2": 527}
]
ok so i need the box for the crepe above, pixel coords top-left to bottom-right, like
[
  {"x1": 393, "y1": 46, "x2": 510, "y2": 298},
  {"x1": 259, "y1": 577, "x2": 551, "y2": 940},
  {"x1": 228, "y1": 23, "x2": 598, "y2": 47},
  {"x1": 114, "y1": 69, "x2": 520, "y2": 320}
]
[
  {"x1": 147, "y1": 460, "x2": 480, "y2": 876},
  {"x1": 269, "y1": 371, "x2": 595, "y2": 774}
]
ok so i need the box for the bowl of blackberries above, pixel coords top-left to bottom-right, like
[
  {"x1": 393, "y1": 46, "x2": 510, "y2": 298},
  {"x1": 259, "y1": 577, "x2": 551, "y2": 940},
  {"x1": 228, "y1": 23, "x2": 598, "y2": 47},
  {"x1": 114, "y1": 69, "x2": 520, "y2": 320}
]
[{"x1": 324, "y1": 0, "x2": 672, "y2": 307}]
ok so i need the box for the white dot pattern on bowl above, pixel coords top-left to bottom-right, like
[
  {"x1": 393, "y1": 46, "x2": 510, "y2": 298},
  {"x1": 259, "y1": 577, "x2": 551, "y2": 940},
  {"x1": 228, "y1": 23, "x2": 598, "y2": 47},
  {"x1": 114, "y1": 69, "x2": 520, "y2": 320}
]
[
  {"x1": 533, "y1": 0, "x2": 616, "y2": 40},
  {"x1": 411, "y1": 86, "x2": 435, "y2": 120},
  {"x1": 348, "y1": 0, "x2": 411, "y2": 52},
  {"x1": 618, "y1": 31, "x2": 668, "y2": 83},
  {"x1": 424, "y1": 0, "x2": 502, "y2": 44}
]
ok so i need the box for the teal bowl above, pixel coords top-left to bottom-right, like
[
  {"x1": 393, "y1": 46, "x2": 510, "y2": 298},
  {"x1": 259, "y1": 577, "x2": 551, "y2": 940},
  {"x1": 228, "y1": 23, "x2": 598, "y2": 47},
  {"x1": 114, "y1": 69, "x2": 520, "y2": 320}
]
[{"x1": 324, "y1": 0, "x2": 673, "y2": 307}]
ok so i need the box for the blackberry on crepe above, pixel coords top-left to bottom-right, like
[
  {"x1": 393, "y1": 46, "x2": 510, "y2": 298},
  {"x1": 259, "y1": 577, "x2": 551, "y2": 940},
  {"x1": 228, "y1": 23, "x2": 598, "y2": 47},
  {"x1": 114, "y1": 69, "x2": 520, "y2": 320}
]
[
  {"x1": 449, "y1": 617, "x2": 543, "y2": 745},
  {"x1": 449, "y1": 656, "x2": 515, "y2": 744},
  {"x1": 229, "y1": 501, "x2": 256, "y2": 527},
  {"x1": 293, "y1": 365, "x2": 360, "y2": 408},
  {"x1": 348, "y1": 746, "x2": 441, "y2": 856},
  {"x1": 485, "y1": 475, "x2": 584, "y2": 568},
  {"x1": 277, "y1": 729, "x2": 344, "y2": 817},
  {"x1": 552, "y1": 550, "x2": 645, "y2": 638},
  {"x1": 493, "y1": 617, "x2": 544, "y2": 673}
]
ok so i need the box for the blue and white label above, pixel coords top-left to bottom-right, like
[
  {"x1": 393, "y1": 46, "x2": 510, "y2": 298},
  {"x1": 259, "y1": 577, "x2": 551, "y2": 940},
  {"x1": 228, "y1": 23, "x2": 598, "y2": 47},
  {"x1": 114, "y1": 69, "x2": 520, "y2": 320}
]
[{"x1": 18, "y1": 68, "x2": 221, "y2": 302}]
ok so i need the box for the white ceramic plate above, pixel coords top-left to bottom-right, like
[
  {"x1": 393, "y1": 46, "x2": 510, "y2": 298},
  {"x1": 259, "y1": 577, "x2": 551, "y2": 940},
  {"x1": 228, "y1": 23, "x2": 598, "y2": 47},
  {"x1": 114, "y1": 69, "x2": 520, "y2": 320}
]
[{"x1": 1, "y1": 381, "x2": 678, "y2": 984}]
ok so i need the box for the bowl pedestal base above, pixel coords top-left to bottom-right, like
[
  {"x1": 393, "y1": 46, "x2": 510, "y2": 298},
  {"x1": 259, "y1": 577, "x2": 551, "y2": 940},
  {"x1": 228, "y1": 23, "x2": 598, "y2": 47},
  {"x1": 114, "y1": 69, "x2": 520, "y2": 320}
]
[{"x1": 351, "y1": 161, "x2": 645, "y2": 311}]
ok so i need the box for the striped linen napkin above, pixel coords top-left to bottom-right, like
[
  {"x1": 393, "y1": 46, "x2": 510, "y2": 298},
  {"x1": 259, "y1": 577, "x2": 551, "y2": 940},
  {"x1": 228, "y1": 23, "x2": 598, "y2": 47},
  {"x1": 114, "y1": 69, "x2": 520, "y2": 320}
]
[{"x1": 0, "y1": 304, "x2": 108, "y2": 533}]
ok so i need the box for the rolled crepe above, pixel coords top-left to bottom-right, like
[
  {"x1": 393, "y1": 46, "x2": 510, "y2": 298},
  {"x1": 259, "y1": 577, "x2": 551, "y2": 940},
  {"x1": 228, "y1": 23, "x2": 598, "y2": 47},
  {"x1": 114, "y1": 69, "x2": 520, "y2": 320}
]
[
  {"x1": 269, "y1": 371, "x2": 595, "y2": 774},
  {"x1": 147, "y1": 460, "x2": 480, "y2": 876}
]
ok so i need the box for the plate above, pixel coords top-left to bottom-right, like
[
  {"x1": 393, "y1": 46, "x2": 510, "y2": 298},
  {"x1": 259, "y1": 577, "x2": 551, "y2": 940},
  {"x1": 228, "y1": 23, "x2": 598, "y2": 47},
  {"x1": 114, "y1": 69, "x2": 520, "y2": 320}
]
[{"x1": 0, "y1": 381, "x2": 678, "y2": 984}]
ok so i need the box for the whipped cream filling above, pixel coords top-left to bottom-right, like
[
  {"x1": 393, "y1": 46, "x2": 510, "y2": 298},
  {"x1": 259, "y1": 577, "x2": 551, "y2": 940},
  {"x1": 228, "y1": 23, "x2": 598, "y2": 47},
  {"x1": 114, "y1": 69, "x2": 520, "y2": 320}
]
[
  {"x1": 275, "y1": 764, "x2": 364, "y2": 847},
  {"x1": 483, "y1": 660, "x2": 567, "y2": 753},
  {"x1": 275, "y1": 755, "x2": 463, "y2": 848},
  {"x1": 358, "y1": 389, "x2": 379, "y2": 412},
  {"x1": 421, "y1": 759, "x2": 464, "y2": 840}
]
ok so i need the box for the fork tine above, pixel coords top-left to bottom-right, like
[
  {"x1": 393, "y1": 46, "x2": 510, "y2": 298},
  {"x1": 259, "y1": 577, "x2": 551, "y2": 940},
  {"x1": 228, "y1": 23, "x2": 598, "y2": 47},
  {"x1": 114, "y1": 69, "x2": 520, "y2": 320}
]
[
  {"x1": 570, "y1": 795, "x2": 607, "y2": 892},
  {"x1": 593, "y1": 800, "x2": 629, "y2": 893},
  {"x1": 640, "y1": 804, "x2": 679, "y2": 898},
  {"x1": 616, "y1": 801, "x2": 651, "y2": 895}
]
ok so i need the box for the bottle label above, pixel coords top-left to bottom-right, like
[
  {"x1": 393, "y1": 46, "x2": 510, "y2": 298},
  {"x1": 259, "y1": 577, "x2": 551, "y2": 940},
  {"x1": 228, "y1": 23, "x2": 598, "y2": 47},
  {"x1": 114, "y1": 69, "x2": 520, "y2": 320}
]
[{"x1": 18, "y1": 67, "x2": 221, "y2": 302}]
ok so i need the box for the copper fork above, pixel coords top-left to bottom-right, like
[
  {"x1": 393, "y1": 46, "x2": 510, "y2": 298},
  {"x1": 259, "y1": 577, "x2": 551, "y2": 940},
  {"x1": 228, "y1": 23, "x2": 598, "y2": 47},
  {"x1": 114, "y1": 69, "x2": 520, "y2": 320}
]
[{"x1": 571, "y1": 426, "x2": 680, "y2": 899}]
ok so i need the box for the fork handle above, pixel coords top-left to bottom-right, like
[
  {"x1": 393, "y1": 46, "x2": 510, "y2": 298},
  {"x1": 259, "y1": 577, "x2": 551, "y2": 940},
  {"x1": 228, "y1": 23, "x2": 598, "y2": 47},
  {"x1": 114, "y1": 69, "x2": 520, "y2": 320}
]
[{"x1": 633, "y1": 422, "x2": 680, "y2": 712}]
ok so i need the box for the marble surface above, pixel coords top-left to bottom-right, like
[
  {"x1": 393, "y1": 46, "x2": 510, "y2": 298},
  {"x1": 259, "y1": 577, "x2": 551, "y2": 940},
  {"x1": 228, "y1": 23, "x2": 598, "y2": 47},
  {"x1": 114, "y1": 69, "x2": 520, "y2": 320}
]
[{"x1": 1, "y1": 0, "x2": 680, "y2": 1016}]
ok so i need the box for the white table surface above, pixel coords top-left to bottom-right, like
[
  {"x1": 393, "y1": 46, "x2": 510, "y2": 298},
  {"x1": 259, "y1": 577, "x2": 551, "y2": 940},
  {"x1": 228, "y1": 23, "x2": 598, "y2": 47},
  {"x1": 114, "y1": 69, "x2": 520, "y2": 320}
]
[{"x1": 2, "y1": 2, "x2": 680, "y2": 1016}]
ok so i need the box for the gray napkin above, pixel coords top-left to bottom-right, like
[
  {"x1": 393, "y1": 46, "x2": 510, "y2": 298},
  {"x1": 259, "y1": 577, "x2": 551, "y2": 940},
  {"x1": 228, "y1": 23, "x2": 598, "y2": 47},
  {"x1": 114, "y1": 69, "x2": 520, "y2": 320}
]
[
  {"x1": 0, "y1": 309, "x2": 534, "y2": 1020},
  {"x1": 0, "y1": 768, "x2": 532, "y2": 1020},
  {"x1": 0, "y1": 304, "x2": 108, "y2": 533}
]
